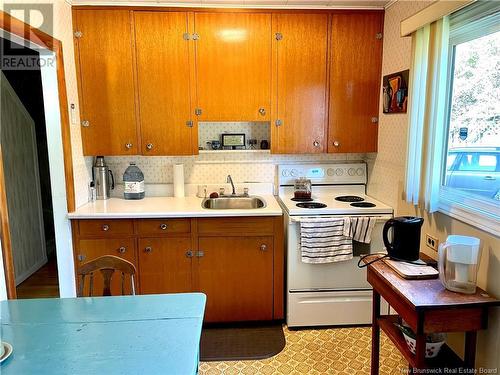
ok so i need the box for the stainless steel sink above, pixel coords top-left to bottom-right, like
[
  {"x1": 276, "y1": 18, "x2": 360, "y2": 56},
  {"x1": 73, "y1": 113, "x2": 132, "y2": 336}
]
[{"x1": 202, "y1": 196, "x2": 266, "y2": 209}]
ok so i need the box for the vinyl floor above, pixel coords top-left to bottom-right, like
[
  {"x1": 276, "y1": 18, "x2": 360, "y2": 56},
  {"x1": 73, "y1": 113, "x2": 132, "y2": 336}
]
[{"x1": 199, "y1": 325, "x2": 407, "y2": 375}]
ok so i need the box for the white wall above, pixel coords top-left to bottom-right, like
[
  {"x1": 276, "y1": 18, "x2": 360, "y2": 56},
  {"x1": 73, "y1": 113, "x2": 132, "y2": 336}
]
[{"x1": 367, "y1": 0, "x2": 500, "y2": 369}]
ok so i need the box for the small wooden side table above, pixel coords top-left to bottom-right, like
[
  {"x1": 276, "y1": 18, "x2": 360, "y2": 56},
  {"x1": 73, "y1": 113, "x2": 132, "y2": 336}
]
[{"x1": 364, "y1": 256, "x2": 499, "y2": 374}]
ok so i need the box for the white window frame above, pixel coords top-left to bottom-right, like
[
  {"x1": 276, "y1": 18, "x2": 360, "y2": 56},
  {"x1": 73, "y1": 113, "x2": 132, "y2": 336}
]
[{"x1": 437, "y1": 3, "x2": 500, "y2": 236}]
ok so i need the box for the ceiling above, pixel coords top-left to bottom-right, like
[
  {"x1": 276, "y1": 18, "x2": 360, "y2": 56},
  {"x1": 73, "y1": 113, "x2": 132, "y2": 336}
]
[{"x1": 70, "y1": 0, "x2": 391, "y2": 9}]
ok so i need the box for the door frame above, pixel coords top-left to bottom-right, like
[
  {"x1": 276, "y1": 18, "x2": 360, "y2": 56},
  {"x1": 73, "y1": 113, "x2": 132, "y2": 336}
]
[{"x1": 0, "y1": 11, "x2": 75, "y2": 299}]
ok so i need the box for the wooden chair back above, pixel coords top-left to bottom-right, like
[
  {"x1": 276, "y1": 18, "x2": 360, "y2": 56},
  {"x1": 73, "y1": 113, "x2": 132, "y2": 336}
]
[{"x1": 77, "y1": 255, "x2": 136, "y2": 297}]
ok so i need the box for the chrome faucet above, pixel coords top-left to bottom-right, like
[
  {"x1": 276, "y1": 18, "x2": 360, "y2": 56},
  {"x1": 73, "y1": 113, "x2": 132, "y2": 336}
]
[{"x1": 227, "y1": 175, "x2": 236, "y2": 195}]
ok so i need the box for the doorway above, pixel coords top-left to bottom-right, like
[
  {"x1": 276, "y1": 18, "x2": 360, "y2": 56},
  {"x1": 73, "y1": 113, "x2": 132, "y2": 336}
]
[{"x1": 1, "y1": 37, "x2": 59, "y2": 298}]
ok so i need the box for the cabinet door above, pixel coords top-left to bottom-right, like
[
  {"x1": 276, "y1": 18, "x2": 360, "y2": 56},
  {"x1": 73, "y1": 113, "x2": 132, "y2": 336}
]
[
  {"x1": 134, "y1": 12, "x2": 196, "y2": 155},
  {"x1": 74, "y1": 10, "x2": 139, "y2": 155},
  {"x1": 76, "y1": 238, "x2": 137, "y2": 296},
  {"x1": 197, "y1": 236, "x2": 273, "y2": 322},
  {"x1": 328, "y1": 12, "x2": 383, "y2": 153},
  {"x1": 272, "y1": 14, "x2": 328, "y2": 154},
  {"x1": 194, "y1": 12, "x2": 272, "y2": 121},
  {"x1": 138, "y1": 237, "x2": 192, "y2": 294}
]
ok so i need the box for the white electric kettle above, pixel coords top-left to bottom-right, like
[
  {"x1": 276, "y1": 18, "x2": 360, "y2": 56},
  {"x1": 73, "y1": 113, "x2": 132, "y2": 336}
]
[{"x1": 438, "y1": 235, "x2": 481, "y2": 294}]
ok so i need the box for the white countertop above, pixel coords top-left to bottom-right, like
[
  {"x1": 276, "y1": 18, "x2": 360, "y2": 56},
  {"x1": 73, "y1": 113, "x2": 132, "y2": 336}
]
[{"x1": 68, "y1": 195, "x2": 283, "y2": 219}]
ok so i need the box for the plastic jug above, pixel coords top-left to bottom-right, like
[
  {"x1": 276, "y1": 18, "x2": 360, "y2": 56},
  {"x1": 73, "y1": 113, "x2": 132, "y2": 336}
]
[{"x1": 438, "y1": 235, "x2": 480, "y2": 294}]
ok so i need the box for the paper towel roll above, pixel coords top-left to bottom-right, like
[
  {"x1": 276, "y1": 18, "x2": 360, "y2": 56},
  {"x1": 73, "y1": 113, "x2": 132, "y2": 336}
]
[{"x1": 173, "y1": 164, "x2": 185, "y2": 197}]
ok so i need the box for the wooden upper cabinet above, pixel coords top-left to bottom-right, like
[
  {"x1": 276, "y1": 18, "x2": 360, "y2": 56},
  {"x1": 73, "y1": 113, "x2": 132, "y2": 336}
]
[
  {"x1": 74, "y1": 10, "x2": 139, "y2": 156},
  {"x1": 134, "y1": 12, "x2": 196, "y2": 156},
  {"x1": 328, "y1": 12, "x2": 384, "y2": 153},
  {"x1": 194, "y1": 12, "x2": 272, "y2": 121},
  {"x1": 271, "y1": 14, "x2": 329, "y2": 154}
]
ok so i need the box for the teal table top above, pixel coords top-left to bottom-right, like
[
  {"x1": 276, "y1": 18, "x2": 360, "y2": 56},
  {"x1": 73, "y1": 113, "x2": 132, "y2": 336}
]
[{"x1": 0, "y1": 293, "x2": 206, "y2": 375}]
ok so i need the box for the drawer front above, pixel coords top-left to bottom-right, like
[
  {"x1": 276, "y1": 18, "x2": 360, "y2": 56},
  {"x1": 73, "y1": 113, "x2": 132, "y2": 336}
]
[
  {"x1": 198, "y1": 217, "x2": 274, "y2": 235},
  {"x1": 137, "y1": 219, "x2": 191, "y2": 235},
  {"x1": 78, "y1": 219, "x2": 134, "y2": 237}
]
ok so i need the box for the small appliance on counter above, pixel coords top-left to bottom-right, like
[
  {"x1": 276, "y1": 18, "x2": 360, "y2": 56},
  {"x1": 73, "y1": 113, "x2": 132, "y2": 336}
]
[
  {"x1": 439, "y1": 235, "x2": 481, "y2": 294},
  {"x1": 382, "y1": 216, "x2": 424, "y2": 262},
  {"x1": 123, "y1": 162, "x2": 145, "y2": 200},
  {"x1": 293, "y1": 177, "x2": 312, "y2": 200},
  {"x1": 92, "y1": 156, "x2": 114, "y2": 200}
]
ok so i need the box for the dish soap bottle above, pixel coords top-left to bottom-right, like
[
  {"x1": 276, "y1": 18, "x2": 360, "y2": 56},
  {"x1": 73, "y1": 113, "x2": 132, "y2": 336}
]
[{"x1": 123, "y1": 162, "x2": 145, "y2": 200}]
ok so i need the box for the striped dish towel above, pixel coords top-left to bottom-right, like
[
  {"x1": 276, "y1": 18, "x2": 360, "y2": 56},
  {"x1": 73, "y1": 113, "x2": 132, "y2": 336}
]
[
  {"x1": 343, "y1": 217, "x2": 377, "y2": 243},
  {"x1": 299, "y1": 218, "x2": 353, "y2": 264}
]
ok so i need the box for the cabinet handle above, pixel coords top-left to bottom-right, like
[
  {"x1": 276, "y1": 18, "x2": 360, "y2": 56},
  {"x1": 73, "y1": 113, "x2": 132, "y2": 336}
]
[
  {"x1": 81, "y1": 120, "x2": 90, "y2": 127},
  {"x1": 160, "y1": 223, "x2": 168, "y2": 230},
  {"x1": 260, "y1": 244, "x2": 267, "y2": 251},
  {"x1": 125, "y1": 143, "x2": 133, "y2": 149},
  {"x1": 146, "y1": 143, "x2": 154, "y2": 150},
  {"x1": 186, "y1": 250, "x2": 193, "y2": 258},
  {"x1": 102, "y1": 224, "x2": 110, "y2": 231},
  {"x1": 313, "y1": 140, "x2": 320, "y2": 148},
  {"x1": 371, "y1": 117, "x2": 379, "y2": 123},
  {"x1": 78, "y1": 254, "x2": 86, "y2": 262},
  {"x1": 144, "y1": 246, "x2": 152, "y2": 253},
  {"x1": 258, "y1": 108, "x2": 266, "y2": 116},
  {"x1": 333, "y1": 141, "x2": 340, "y2": 147},
  {"x1": 118, "y1": 246, "x2": 126, "y2": 254}
]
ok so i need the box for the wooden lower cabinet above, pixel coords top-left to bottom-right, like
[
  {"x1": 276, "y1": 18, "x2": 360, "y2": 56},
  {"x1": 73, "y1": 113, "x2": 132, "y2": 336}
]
[
  {"x1": 197, "y1": 236, "x2": 274, "y2": 322},
  {"x1": 71, "y1": 216, "x2": 283, "y2": 322},
  {"x1": 75, "y1": 238, "x2": 137, "y2": 296},
  {"x1": 138, "y1": 237, "x2": 192, "y2": 294}
]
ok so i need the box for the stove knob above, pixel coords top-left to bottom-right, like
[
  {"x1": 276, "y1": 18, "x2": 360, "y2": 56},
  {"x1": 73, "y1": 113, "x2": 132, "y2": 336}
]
[
  {"x1": 356, "y1": 168, "x2": 364, "y2": 176},
  {"x1": 348, "y1": 168, "x2": 356, "y2": 176},
  {"x1": 327, "y1": 168, "x2": 334, "y2": 176},
  {"x1": 282, "y1": 169, "x2": 289, "y2": 177},
  {"x1": 335, "y1": 168, "x2": 343, "y2": 176},
  {"x1": 290, "y1": 169, "x2": 299, "y2": 177}
]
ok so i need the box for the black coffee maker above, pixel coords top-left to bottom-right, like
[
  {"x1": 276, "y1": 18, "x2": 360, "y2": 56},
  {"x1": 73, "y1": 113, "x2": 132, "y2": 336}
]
[{"x1": 383, "y1": 216, "x2": 424, "y2": 262}]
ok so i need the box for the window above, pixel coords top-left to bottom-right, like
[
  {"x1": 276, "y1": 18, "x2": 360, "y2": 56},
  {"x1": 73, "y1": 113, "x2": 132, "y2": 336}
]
[
  {"x1": 438, "y1": 3, "x2": 500, "y2": 234},
  {"x1": 443, "y1": 26, "x2": 500, "y2": 201}
]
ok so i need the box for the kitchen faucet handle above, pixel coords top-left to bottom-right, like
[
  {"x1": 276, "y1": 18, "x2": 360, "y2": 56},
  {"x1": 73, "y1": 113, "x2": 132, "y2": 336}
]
[
  {"x1": 219, "y1": 187, "x2": 225, "y2": 196},
  {"x1": 243, "y1": 187, "x2": 249, "y2": 196}
]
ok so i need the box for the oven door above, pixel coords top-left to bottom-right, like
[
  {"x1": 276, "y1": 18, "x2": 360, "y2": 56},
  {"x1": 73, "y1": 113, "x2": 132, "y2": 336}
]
[{"x1": 287, "y1": 215, "x2": 391, "y2": 292}]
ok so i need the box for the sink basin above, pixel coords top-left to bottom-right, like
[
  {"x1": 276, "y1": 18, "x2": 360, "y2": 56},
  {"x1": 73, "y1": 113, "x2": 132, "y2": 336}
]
[{"x1": 202, "y1": 196, "x2": 266, "y2": 209}]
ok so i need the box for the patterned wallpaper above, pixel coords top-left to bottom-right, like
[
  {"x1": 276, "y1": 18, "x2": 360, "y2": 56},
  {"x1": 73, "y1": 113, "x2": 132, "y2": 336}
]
[
  {"x1": 49, "y1": 0, "x2": 93, "y2": 208},
  {"x1": 366, "y1": 0, "x2": 430, "y2": 208},
  {"x1": 198, "y1": 122, "x2": 270, "y2": 150},
  {"x1": 104, "y1": 151, "x2": 366, "y2": 187}
]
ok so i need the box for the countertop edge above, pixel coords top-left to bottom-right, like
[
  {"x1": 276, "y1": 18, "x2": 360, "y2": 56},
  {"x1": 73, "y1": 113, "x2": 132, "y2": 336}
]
[{"x1": 68, "y1": 211, "x2": 283, "y2": 219}]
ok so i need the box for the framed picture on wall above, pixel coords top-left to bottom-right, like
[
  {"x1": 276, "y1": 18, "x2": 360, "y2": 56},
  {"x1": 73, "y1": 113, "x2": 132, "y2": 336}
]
[{"x1": 382, "y1": 69, "x2": 409, "y2": 114}]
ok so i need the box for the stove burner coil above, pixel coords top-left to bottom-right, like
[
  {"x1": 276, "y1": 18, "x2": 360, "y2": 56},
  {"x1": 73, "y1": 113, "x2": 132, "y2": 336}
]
[
  {"x1": 296, "y1": 202, "x2": 327, "y2": 209},
  {"x1": 291, "y1": 197, "x2": 314, "y2": 202},
  {"x1": 335, "y1": 195, "x2": 365, "y2": 202},
  {"x1": 350, "y1": 202, "x2": 376, "y2": 208}
]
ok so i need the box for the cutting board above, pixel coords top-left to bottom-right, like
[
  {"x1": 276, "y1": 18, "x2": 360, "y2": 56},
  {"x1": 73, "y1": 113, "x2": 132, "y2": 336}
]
[{"x1": 383, "y1": 258, "x2": 439, "y2": 280}]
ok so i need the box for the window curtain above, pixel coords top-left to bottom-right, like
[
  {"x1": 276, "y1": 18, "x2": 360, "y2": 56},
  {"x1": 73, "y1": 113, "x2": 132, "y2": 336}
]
[{"x1": 404, "y1": 17, "x2": 450, "y2": 213}]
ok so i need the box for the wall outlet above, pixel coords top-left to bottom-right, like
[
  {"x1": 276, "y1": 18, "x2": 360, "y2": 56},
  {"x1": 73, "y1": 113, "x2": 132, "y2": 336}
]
[{"x1": 425, "y1": 234, "x2": 439, "y2": 251}]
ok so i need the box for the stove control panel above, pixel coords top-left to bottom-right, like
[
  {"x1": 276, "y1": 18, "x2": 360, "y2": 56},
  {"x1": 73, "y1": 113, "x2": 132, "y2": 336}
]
[{"x1": 278, "y1": 163, "x2": 367, "y2": 185}]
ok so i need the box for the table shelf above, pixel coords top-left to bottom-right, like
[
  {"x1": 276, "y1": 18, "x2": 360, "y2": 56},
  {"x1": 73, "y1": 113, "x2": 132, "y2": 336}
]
[{"x1": 378, "y1": 315, "x2": 464, "y2": 370}]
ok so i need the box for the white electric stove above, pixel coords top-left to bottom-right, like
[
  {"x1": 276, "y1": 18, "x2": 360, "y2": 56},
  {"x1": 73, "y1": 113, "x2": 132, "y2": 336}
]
[{"x1": 277, "y1": 163, "x2": 393, "y2": 327}]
